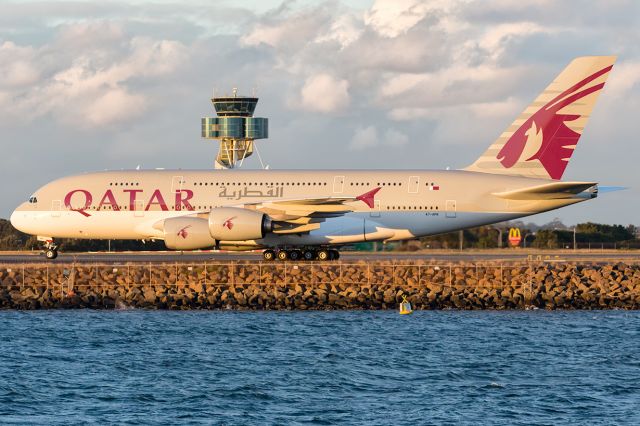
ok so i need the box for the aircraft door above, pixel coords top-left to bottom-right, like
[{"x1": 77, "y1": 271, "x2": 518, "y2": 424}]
[
  {"x1": 51, "y1": 200, "x2": 61, "y2": 217},
  {"x1": 171, "y1": 176, "x2": 184, "y2": 194},
  {"x1": 446, "y1": 200, "x2": 457, "y2": 218},
  {"x1": 408, "y1": 176, "x2": 419, "y2": 193},
  {"x1": 333, "y1": 176, "x2": 345, "y2": 193}
]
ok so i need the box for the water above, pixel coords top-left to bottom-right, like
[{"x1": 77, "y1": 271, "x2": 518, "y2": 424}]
[{"x1": 1, "y1": 311, "x2": 639, "y2": 425}]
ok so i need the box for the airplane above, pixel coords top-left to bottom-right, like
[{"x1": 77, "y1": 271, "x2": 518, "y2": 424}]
[{"x1": 10, "y1": 56, "x2": 616, "y2": 261}]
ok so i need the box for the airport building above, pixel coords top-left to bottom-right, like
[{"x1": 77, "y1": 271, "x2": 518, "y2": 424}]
[{"x1": 201, "y1": 89, "x2": 268, "y2": 169}]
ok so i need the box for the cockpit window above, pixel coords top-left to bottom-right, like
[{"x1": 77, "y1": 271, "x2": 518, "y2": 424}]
[{"x1": 28, "y1": 196, "x2": 38, "y2": 204}]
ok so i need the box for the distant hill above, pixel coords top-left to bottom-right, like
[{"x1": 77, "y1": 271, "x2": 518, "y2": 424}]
[{"x1": 0, "y1": 218, "x2": 38, "y2": 250}]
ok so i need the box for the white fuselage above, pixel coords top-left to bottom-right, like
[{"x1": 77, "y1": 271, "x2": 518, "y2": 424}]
[{"x1": 10, "y1": 169, "x2": 592, "y2": 249}]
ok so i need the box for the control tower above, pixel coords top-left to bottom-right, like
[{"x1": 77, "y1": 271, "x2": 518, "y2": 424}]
[{"x1": 201, "y1": 88, "x2": 269, "y2": 169}]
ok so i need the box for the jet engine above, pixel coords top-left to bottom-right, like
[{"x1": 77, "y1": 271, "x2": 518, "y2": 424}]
[
  {"x1": 208, "y1": 207, "x2": 272, "y2": 241},
  {"x1": 163, "y1": 217, "x2": 216, "y2": 250}
]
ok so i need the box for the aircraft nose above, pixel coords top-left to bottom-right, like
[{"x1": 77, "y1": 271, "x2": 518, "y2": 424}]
[{"x1": 10, "y1": 204, "x2": 28, "y2": 233}]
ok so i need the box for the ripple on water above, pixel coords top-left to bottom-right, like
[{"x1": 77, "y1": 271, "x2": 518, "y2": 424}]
[{"x1": 0, "y1": 310, "x2": 639, "y2": 425}]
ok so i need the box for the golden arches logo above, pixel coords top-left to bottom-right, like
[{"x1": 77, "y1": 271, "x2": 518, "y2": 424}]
[{"x1": 508, "y1": 228, "x2": 522, "y2": 246}]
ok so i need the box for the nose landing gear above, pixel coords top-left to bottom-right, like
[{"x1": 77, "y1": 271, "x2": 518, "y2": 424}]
[{"x1": 43, "y1": 240, "x2": 58, "y2": 260}]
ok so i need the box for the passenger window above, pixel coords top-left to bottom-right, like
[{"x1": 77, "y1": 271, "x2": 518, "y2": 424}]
[{"x1": 28, "y1": 196, "x2": 38, "y2": 204}]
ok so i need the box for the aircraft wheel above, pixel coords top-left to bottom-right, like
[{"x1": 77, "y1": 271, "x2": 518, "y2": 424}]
[
  {"x1": 317, "y1": 249, "x2": 330, "y2": 261},
  {"x1": 263, "y1": 250, "x2": 276, "y2": 261},
  {"x1": 289, "y1": 250, "x2": 302, "y2": 261},
  {"x1": 330, "y1": 250, "x2": 340, "y2": 260},
  {"x1": 45, "y1": 249, "x2": 58, "y2": 260},
  {"x1": 303, "y1": 250, "x2": 316, "y2": 261},
  {"x1": 277, "y1": 250, "x2": 288, "y2": 261}
]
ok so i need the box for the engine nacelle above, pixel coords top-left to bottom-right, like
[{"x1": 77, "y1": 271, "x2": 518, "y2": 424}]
[
  {"x1": 208, "y1": 207, "x2": 272, "y2": 241},
  {"x1": 163, "y1": 217, "x2": 216, "y2": 250}
]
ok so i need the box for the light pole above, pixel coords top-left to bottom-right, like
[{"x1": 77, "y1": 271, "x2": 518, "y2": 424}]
[{"x1": 491, "y1": 227, "x2": 503, "y2": 248}]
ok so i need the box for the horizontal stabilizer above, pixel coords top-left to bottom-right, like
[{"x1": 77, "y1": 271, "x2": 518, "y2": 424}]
[{"x1": 493, "y1": 181, "x2": 596, "y2": 200}]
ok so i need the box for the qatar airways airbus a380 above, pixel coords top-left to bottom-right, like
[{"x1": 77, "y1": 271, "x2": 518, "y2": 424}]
[{"x1": 11, "y1": 56, "x2": 615, "y2": 261}]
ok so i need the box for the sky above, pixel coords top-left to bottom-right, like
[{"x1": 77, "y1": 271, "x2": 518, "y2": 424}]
[{"x1": 0, "y1": 0, "x2": 638, "y2": 226}]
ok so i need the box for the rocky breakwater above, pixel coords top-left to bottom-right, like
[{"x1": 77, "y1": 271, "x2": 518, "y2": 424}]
[{"x1": 0, "y1": 261, "x2": 639, "y2": 310}]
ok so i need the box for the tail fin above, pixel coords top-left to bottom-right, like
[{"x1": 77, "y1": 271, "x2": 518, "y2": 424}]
[{"x1": 465, "y1": 56, "x2": 616, "y2": 180}]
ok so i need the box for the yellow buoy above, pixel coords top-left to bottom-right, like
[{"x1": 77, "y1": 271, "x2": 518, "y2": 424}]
[{"x1": 399, "y1": 295, "x2": 413, "y2": 315}]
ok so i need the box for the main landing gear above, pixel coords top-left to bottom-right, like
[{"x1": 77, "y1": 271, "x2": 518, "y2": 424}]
[
  {"x1": 262, "y1": 248, "x2": 340, "y2": 261},
  {"x1": 43, "y1": 240, "x2": 59, "y2": 260}
]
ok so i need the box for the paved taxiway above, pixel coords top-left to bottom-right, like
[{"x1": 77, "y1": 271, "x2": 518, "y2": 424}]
[{"x1": 0, "y1": 251, "x2": 638, "y2": 264}]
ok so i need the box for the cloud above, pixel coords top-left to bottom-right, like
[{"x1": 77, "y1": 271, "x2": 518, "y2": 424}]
[
  {"x1": 349, "y1": 126, "x2": 409, "y2": 150},
  {"x1": 240, "y1": 4, "x2": 332, "y2": 49},
  {"x1": 475, "y1": 22, "x2": 547, "y2": 59},
  {"x1": 0, "y1": 28, "x2": 188, "y2": 129},
  {"x1": 84, "y1": 88, "x2": 147, "y2": 127},
  {"x1": 379, "y1": 64, "x2": 531, "y2": 116},
  {"x1": 384, "y1": 128, "x2": 410, "y2": 146},
  {"x1": 300, "y1": 73, "x2": 350, "y2": 113},
  {"x1": 0, "y1": 42, "x2": 40, "y2": 88},
  {"x1": 601, "y1": 60, "x2": 640, "y2": 97},
  {"x1": 54, "y1": 21, "x2": 126, "y2": 49},
  {"x1": 350, "y1": 125, "x2": 378, "y2": 150},
  {"x1": 314, "y1": 13, "x2": 363, "y2": 48},
  {"x1": 364, "y1": 0, "x2": 441, "y2": 38}
]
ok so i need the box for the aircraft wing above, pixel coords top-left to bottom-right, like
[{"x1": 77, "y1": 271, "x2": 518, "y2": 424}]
[{"x1": 241, "y1": 187, "x2": 381, "y2": 235}]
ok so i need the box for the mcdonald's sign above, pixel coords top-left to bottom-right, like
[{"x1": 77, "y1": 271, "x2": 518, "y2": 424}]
[{"x1": 508, "y1": 228, "x2": 522, "y2": 246}]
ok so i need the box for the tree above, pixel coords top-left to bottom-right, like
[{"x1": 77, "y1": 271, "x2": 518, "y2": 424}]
[{"x1": 532, "y1": 229, "x2": 559, "y2": 249}]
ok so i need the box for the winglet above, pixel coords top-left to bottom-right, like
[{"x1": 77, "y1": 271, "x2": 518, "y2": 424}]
[{"x1": 356, "y1": 187, "x2": 381, "y2": 208}]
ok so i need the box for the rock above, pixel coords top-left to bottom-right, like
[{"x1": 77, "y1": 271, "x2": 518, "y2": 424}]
[
  {"x1": 190, "y1": 283, "x2": 204, "y2": 294},
  {"x1": 143, "y1": 287, "x2": 156, "y2": 303},
  {"x1": 234, "y1": 293, "x2": 246, "y2": 305},
  {"x1": 0, "y1": 260, "x2": 638, "y2": 310}
]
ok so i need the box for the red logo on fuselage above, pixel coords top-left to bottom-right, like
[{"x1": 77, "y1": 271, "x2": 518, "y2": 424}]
[
  {"x1": 496, "y1": 65, "x2": 612, "y2": 180},
  {"x1": 222, "y1": 216, "x2": 236, "y2": 230},
  {"x1": 177, "y1": 225, "x2": 191, "y2": 239}
]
